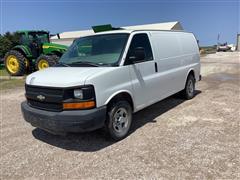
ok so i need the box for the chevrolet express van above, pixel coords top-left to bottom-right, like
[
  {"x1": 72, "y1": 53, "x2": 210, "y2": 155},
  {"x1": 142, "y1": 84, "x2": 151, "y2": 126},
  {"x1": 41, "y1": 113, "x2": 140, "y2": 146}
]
[{"x1": 21, "y1": 30, "x2": 201, "y2": 140}]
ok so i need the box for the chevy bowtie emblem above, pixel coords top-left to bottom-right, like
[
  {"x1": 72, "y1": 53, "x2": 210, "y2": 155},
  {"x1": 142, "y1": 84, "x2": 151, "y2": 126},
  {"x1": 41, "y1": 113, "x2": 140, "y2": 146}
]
[{"x1": 37, "y1": 94, "x2": 45, "y2": 101}]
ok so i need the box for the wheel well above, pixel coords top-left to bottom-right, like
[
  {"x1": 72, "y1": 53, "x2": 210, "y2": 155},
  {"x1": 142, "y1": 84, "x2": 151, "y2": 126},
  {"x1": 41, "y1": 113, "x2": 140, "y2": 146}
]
[
  {"x1": 107, "y1": 92, "x2": 134, "y2": 111},
  {"x1": 188, "y1": 70, "x2": 195, "y2": 81}
]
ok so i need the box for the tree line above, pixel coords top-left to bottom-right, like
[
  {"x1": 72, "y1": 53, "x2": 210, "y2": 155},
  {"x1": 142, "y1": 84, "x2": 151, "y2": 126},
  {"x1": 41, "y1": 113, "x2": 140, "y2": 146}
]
[{"x1": 0, "y1": 32, "x2": 20, "y2": 59}]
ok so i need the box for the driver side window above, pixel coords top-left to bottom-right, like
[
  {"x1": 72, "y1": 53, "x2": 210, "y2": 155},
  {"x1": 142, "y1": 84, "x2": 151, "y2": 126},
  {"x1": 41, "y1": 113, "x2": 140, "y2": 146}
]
[{"x1": 126, "y1": 33, "x2": 153, "y2": 64}]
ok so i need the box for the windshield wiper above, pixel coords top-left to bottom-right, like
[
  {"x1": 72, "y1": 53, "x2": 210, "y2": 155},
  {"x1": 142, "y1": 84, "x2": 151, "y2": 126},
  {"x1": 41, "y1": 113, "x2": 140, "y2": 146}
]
[
  {"x1": 70, "y1": 61, "x2": 100, "y2": 67},
  {"x1": 56, "y1": 62, "x2": 70, "y2": 67}
]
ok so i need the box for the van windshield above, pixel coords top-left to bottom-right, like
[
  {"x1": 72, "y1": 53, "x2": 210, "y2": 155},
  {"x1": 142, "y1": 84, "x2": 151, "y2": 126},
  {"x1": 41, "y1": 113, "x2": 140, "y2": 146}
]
[{"x1": 59, "y1": 33, "x2": 129, "y2": 67}]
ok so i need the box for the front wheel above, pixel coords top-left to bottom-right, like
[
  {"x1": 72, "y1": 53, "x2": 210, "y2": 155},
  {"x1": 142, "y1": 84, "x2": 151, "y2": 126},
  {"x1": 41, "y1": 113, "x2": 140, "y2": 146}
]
[
  {"x1": 35, "y1": 55, "x2": 58, "y2": 71},
  {"x1": 105, "y1": 101, "x2": 132, "y2": 141},
  {"x1": 182, "y1": 74, "x2": 195, "y2": 100}
]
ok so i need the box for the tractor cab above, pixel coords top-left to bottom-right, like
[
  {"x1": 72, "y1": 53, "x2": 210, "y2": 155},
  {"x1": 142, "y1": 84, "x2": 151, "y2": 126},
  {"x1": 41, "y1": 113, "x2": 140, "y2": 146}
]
[
  {"x1": 18, "y1": 31, "x2": 50, "y2": 44},
  {"x1": 17, "y1": 31, "x2": 50, "y2": 58}
]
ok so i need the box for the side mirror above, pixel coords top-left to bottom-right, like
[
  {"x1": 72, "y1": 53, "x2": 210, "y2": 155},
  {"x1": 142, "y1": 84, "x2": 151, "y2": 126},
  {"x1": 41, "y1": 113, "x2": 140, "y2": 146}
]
[{"x1": 128, "y1": 47, "x2": 146, "y2": 63}]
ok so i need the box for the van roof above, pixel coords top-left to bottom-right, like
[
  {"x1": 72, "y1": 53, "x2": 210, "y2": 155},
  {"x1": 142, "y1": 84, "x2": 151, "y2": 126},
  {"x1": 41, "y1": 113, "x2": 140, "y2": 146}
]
[
  {"x1": 93, "y1": 29, "x2": 133, "y2": 35},
  {"x1": 85, "y1": 29, "x2": 189, "y2": 36}
]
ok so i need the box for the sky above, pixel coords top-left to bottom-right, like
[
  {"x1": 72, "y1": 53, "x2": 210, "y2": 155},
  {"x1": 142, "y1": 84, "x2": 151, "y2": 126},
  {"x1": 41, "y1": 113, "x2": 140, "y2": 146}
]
[{"x1": 0, "y1": 0, "x2": 239, "y2": 46}]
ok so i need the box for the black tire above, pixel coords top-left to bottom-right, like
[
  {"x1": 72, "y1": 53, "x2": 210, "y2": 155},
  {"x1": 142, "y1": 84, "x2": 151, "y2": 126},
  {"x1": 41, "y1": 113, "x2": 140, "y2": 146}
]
[
  {"x1": 182, "y1": 74, "x2": 195, "y2": 100},
  {"x1": 24, "y1": 58, "x2": 30, "y2": 74},
  {"x1": 35, "y1": 55, "x2": 59, "y2": 71},
  {"x1": 105, "y1": 101, "x2": 132, "y2": 141},
  {"x1": 4, "y1": 50, "x2": 26, "y2": 76}
]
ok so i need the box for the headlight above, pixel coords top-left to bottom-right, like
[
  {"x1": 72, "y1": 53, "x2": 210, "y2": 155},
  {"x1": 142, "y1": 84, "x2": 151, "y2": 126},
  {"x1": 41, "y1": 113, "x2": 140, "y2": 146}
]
[
  {"x1": 74, "y1": 89, "x2": 83, "y2": 99},
  {"x1": 63, "y1": 86, "x2": 96, "y2": 110}
]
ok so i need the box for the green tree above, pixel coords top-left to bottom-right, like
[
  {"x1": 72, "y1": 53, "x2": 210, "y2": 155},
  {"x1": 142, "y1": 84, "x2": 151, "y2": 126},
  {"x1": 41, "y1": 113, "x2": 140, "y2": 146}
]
[
  {"x1": 4, "y1": 32, "x2": 20, "y2": 47},
  {"x1": 0, "y1": 32, "x2": 20, "y2": 58},
  {"x1": 0, "y1": 35, "x2": 12, "y2": 58}
]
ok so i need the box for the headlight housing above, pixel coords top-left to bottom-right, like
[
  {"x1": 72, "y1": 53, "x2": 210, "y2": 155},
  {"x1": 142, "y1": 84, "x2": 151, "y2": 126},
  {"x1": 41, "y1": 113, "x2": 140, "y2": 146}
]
[{"x1": 63, "y1": 85, "x2": 96, "y2": 110}]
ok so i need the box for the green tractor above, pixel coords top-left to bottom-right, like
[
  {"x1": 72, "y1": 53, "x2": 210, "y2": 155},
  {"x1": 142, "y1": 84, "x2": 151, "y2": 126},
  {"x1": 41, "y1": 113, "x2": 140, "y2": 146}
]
[{"x1": 4, "y1": 30, "x2": 67, "y2": 76}]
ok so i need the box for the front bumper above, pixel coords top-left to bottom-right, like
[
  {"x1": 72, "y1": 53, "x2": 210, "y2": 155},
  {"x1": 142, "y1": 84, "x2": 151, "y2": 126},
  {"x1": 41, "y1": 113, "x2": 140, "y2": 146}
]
[{"x1": 21, "y1": 101, "x2": 107, "y2": 134}]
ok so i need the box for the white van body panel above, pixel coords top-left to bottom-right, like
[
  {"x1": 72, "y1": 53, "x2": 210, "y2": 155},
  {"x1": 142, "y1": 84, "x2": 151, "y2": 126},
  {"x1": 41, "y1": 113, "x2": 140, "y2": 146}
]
[
  {"x1": 26, "y1": 67, "x2": 116, "y2": 87},
  {"x1": 84, "y1": 66, "x2": 134, "y2": 108},
  {"x1": 25, "y1": 30, "x2": 200, "y2": 113},
  {"x1": 148, "y1": 31, "x2": 200, "y2": 100}
]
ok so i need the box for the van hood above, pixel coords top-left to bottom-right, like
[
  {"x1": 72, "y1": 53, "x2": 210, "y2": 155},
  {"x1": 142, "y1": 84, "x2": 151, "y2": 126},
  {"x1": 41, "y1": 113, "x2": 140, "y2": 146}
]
[{"x1": 26, "y1": 67, "x2": 115, "y2": 87}]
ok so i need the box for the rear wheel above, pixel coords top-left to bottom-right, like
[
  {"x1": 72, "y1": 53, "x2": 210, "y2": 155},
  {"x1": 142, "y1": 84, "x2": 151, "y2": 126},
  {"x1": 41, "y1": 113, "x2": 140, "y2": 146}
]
[
  {"x1": 35, "y1": 55, "x2": 58, "y2": 70},
  {"x1": 182, "y1": 74, "x2": 195, "y2": 99},
  {"x1": 105, "y1": 101, "x2": 132, "y2": 141},
  {"x1": 4, "y1": 50, "x2": 26, "y2": 76}
]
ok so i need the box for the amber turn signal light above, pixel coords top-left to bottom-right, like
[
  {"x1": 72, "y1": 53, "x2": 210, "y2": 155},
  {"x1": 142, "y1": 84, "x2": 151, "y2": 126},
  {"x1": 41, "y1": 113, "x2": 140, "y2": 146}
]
[{"x1": 63, "y1": 101, "x2": 95, "y2": 110}]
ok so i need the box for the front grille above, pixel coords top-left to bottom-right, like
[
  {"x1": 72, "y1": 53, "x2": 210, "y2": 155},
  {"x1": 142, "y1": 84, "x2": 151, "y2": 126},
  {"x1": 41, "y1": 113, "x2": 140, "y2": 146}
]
[
  {"x1": 27, "y1": 99, "x2": 62, "y2": 112},
  {"x1": 26, "y1": 85, "x2": 64, "y2": 111},
  {"x1": 26, "y1": 85, "x2": 63, "y2": 96}
]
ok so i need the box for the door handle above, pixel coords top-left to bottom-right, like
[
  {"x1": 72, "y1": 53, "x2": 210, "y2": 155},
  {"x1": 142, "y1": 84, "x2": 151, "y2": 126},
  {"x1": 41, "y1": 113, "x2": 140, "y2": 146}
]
[{"x1": 154, "y1": 62, "x2": 158, "y2": 72}]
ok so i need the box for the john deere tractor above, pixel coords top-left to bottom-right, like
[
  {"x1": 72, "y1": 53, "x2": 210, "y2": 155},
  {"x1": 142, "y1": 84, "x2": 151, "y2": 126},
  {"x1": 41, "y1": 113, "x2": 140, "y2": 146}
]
[{"x1": 4, "y1": 30, "x2": 67, "y2": 76}]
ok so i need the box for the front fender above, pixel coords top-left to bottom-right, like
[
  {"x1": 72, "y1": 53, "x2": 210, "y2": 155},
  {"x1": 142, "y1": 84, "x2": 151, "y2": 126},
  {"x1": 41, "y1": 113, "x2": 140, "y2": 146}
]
[
  {"x1": 104, "y1": 90, "x2": 135, "y2": 111},
  {"x1": 13, "y1": 45, "x2": 32, "y2": 58},
  {"x1": 42, "y1": 43, "x2": 68, "y2": 55}
]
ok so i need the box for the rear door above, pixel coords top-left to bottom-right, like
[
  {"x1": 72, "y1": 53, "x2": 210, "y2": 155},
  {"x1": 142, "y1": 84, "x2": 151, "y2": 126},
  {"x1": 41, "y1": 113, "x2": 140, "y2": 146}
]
[{"x1": 125, "y1": 33, "x2": 159, "y2": 111}]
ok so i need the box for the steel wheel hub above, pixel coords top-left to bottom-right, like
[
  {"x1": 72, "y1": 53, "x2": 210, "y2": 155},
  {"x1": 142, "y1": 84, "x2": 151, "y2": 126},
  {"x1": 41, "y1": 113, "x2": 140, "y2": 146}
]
[
  {"x1": 113, "y1": 108, "x2": 129, "y2": 133},
  {"x1": 188, "y1": 80, "x2": 194, "y2": 94}
]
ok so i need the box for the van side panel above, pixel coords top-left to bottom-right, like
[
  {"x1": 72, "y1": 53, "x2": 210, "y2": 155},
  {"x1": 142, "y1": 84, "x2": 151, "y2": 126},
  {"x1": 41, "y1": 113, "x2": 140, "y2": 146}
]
[
  {"x1": 150, "y1": 31, "x2": 184, "y2": 99},
  {"x1": 149, "y1": 31, "x2": 200, "y2": 101},
  {"x1": 178, "y1": 33, "x2": 200, "y2": 82}
]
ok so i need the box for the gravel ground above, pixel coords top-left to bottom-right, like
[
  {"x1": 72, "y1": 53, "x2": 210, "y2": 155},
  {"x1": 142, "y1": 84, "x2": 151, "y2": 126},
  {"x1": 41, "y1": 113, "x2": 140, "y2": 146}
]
[{"x1": 0, "y1": 52, "x2": 239, "y2": 179}]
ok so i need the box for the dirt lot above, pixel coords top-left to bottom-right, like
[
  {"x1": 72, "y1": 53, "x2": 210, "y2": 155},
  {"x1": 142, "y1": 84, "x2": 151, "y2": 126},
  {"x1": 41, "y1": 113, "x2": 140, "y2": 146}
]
[{"x1": 0, "y1": 52, "x2": 239, "y2": 179}]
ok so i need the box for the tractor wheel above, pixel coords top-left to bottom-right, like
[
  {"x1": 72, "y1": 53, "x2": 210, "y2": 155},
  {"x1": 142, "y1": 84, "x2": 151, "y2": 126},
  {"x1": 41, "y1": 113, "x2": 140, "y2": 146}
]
[
  {"x1": 4, "y1": 50, "x2": 26, "y2": 76},
  {"x1": 35, "y1": 55, "x2": 58, "y2": 71},
  {"x1": 24, "y1": 59, "x2": 30, "y2": 73}
]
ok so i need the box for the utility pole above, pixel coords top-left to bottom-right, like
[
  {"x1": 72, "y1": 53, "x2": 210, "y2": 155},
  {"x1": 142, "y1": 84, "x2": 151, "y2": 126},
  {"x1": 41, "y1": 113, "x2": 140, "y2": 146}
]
[{"x1": 217, "y1": 33, "x2": 220, "y2": 45}]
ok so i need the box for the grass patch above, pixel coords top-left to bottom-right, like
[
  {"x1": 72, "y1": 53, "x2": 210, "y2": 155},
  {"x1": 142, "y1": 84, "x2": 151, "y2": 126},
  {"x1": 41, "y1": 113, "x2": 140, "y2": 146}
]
[
  {"x1": 0, "y1": 67, "x2": 27, "y2": 90},
  {"x1": 0, "y1": 69, "x2": 9, "y2": 76},
  {"x1": 0, "y1": 78, "x2": 25, "y2": 90}
]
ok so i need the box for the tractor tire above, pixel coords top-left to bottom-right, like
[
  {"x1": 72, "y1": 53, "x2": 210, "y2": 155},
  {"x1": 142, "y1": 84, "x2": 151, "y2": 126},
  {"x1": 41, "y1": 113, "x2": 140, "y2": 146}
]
[
  {"x1": 4, "y1": 50, "x2": 26, "y2": 76},
  {"x1": 35, "y1": 55, "x2": 58, "y2": 71},
  {"x1": 25, "y1": 59, "x2": 30, "y2": 73}
]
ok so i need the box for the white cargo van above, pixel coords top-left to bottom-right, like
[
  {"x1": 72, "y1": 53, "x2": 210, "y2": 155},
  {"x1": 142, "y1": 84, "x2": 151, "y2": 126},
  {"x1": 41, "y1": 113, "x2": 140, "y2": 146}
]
[{"x1": 21, "y1": 30, "x2": 201, "y2": 140}]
